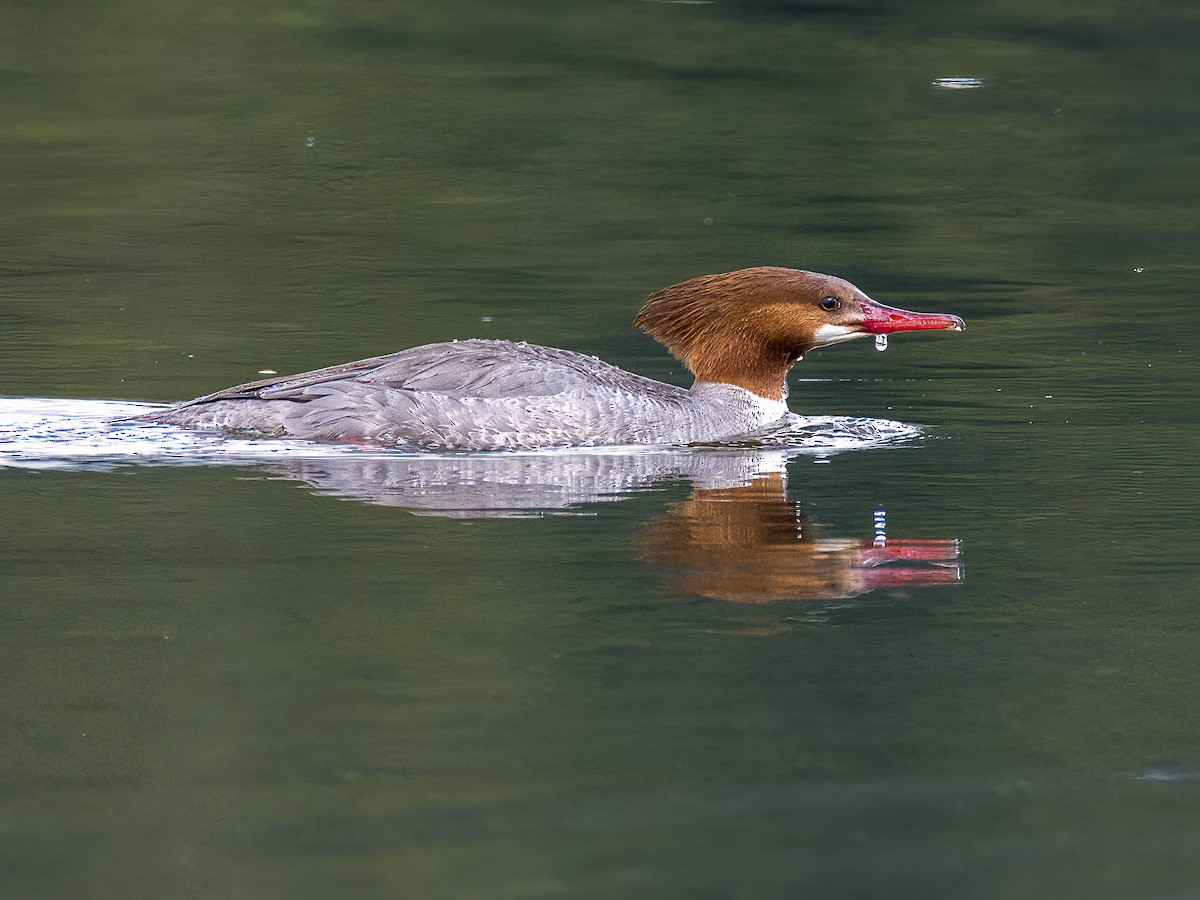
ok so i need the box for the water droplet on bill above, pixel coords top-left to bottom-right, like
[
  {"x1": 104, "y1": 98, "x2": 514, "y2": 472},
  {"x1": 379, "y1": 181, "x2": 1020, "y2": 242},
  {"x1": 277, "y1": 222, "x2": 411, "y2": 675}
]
[{"x1": 874, "y1": 334, "x2": 888, "y2": 352}]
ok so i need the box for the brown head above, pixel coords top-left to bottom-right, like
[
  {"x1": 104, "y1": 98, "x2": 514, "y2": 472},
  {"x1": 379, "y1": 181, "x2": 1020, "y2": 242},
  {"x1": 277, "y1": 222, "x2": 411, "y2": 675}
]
[{"x1": 634, "y1": 266, "x2": 965, "y2": 400}]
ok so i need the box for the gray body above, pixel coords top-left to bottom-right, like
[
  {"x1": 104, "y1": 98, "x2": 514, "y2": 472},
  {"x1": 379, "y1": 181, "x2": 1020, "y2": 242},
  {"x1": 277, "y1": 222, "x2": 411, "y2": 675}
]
[{"x1": 141, "y1": 340, "x2": 790, "y2": 451}]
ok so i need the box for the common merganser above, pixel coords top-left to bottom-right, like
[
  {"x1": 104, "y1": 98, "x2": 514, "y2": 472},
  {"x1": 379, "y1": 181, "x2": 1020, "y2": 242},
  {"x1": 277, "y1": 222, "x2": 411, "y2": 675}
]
[{"x1": 142, "y1": 267, "x2": 964, "y2": 450}]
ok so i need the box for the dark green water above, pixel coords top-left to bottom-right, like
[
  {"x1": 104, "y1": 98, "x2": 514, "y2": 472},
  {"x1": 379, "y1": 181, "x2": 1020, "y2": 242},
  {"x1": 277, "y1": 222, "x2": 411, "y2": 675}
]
[{"x1": 3, "y1": 1, "x2": 1200, "y2": 897}]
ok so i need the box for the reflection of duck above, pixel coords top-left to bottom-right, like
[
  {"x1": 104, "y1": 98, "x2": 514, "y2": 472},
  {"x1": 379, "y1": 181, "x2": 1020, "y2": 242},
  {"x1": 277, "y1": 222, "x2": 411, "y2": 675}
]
[
  {"x1": 142, "y1": 268, "x2": 962, "y2": 450},
  {"x1": 262, "y1": 449, "x2": 790, "y2": 516},
  {"x1": 641, "y1": 473, "x2": 961, "y2": 603},
  {"x1": 259, "y1": 450, "x2": 961, "y2": 603}
]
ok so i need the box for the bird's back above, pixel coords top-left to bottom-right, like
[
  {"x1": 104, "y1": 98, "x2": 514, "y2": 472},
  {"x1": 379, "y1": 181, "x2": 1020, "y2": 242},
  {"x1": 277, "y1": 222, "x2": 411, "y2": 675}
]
[{"x1": 144, "y1": 340, "x2": 701, "y2": 449}]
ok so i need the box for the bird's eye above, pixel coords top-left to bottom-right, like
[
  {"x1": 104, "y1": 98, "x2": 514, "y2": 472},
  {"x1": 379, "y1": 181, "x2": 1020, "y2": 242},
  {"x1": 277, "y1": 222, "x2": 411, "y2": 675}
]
[{"x1": 820, "y1": 296, "x2": 839, "y2": 311}]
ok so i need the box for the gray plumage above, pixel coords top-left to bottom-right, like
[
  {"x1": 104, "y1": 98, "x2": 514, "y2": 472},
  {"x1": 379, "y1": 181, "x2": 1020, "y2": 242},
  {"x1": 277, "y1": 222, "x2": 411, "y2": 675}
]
[{"x1": 140, "y1": 340, "x2": 790, "y2": 451}]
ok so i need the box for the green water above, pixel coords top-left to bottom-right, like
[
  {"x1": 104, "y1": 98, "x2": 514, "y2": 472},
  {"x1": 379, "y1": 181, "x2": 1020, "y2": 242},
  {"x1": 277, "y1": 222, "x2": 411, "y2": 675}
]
[{"x1": 4, "y1": 1, "x2": 1200, "y2": 897}]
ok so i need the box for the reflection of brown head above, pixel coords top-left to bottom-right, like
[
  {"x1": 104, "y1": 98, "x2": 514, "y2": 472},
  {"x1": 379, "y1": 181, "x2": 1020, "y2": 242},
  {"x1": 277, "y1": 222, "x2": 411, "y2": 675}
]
[{"x1": 640, "y1": 473, "x2": 961, "y2": 603}]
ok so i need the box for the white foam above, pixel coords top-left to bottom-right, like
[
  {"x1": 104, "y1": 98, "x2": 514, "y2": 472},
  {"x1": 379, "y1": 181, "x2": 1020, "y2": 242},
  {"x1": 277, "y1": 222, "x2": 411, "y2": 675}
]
[
  {"x1": 0, "y1": 397, "x2": 923, "y2": 472},
  {"x1": 0, "y1": 398, "x2": 401, "y2": 471}
]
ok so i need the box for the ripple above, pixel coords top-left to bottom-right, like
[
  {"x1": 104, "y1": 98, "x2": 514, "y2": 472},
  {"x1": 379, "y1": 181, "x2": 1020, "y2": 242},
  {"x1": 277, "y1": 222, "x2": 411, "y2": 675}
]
[
  {"x1": 765, "y1": 413, "x2": 923, "y2": 449},
  {"x1": 0, "y1": 398, "x2": 923, "y2": 471}
]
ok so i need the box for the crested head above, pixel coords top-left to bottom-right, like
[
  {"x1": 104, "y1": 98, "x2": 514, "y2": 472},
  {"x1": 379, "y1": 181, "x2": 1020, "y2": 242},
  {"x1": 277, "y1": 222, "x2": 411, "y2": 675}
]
[{"x1": 634, "y1": 266, "x2": 964, "y2": 401}]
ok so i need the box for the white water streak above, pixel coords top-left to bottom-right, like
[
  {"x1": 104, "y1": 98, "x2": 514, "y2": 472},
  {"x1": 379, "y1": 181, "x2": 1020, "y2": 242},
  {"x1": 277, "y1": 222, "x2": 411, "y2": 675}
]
[{"x1": 0, "y1": 398, "x2": 922, "y2": 472}]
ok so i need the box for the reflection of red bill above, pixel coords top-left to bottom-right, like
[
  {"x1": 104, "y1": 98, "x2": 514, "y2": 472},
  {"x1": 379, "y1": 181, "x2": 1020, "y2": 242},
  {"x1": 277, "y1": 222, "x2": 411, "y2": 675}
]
[
  {"x1": 861, "y1": 565, "x2": 964, "y2": 590},
  {"x1": 857, "y1": 539, "x2": 963, "y2": 590},
  {"x1": 860, "y1": 538, "x2": 962, "y2": 565}
]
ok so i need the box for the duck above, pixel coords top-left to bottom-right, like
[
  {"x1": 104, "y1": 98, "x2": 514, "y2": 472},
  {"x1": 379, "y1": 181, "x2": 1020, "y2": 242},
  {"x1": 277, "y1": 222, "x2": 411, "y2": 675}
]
[{"x1": 140, "y1": 266, "x2": 964, "y2": 450}]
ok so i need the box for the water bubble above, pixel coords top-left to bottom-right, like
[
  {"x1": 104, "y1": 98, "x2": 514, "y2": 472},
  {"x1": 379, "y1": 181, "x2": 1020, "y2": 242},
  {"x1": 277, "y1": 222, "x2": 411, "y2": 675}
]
[
  {"x1": 702, "y1": 217, "x2": 714, "y2": 226},
  {"x1": 874, "y1": 334, "x2": 888, "y2": 352},
  {"x1": 305, "y1": 135, "x2": 316, "y2": 148}
]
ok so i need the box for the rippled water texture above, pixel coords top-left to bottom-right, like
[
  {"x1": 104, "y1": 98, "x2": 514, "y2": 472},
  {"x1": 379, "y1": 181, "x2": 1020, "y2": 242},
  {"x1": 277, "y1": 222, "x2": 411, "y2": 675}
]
[{"x1": 4, "y1": 1, "x2": 1200, "y2": 898}]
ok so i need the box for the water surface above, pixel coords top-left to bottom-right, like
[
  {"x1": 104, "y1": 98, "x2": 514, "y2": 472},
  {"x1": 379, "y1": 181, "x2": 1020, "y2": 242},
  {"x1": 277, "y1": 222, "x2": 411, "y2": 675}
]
[{"x1": 3, "y1": 1, "x2": 1200, "y2": 898}]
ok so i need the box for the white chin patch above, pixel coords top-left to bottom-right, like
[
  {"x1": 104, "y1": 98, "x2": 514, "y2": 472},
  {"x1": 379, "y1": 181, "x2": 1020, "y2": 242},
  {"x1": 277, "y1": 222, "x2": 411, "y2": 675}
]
[{"x1": 813, "y1": 324, "x2": 868, "y2": 346}]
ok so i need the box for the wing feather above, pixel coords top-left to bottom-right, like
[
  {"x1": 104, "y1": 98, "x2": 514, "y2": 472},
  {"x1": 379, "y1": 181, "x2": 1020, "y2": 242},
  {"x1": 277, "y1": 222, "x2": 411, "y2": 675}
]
[{"x1": 175, "y1": 340, "x2": 682, "y2": 407}]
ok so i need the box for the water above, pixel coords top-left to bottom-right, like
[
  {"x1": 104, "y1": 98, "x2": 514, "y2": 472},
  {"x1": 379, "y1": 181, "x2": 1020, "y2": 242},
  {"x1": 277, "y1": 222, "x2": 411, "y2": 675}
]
[{"x1": 4, "y1": 2, "x2": 1200, "y2": 898}]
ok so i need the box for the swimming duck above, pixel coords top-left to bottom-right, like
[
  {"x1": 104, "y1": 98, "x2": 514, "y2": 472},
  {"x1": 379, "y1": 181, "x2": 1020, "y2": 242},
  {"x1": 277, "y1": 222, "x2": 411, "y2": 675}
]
[{"x1": 142, "y1": 267, "x2": 964, "y2": 450}]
